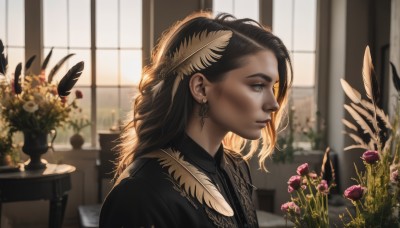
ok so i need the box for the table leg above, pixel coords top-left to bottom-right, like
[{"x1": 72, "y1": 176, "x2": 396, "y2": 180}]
[{"x1": 49, "y1": 195, "x2": 68, "y2": 228}]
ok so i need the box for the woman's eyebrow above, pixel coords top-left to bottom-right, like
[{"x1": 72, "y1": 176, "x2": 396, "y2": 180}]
[{"x1": 246, "y1": 73, "x2": 277, "y2": 83}]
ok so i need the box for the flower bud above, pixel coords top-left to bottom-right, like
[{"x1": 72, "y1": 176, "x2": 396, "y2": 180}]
[
  {"x1": 344, "y1": 185, "x2": 365, "y2": 201},
  {"x1": 288, "y1": 175, "x2": 302, "y2": 193},
  {"x1": 317, "y1": 180, "x2": 329, "y2": 194},
  {"x1": 281, "y1": 202, "x2": 300, "y2": 214},
  {"x1": 361, "y1": 150, "x2": 380, "y2": 164},
  {"x1": 391, "y1": 169, "x2": 399, "y2": 183},
  {"x1": 296, "y1": 163, "x2": 309, "y2": 176},
  {"x1": 75, "y1": 90, "x2": 83, "y2": 99}
]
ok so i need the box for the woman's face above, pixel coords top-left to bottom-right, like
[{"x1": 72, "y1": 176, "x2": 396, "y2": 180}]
[{"x1": 206, "y1": 50, "x2": 279, "y2": 139}]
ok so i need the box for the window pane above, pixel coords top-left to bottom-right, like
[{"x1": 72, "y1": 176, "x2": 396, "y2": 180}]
[
  {"x1": 120, "y1": 87, "x2": 138, "y2": 119},
  {"x1": 273, "y1": 0, "x2": 293, "y2": 50},
  {"x1": 213, "y1": 0, "x2": 258, "y2": 21},
  {"x1": 120, "y1": 0, "x2": 142, "y2": 48},
  {"x1": 96, "y1": 0, "x2": 118, "y2": 48},
  {"x1": 69, "y1": 0, "x2": 90, "y2": 47},
  {"x1": 292, "y1": 52, "x2": 315, "y2": 87},
  {"x1": 7, "y1": 0, "x2": 24, "y2": 46},
  {"x1": 7, "y1": 47, "x2": 24, "y2": 77},
  {"x1": 43, "y1": 48, "x2": 69, "y2": 82},
  {"x1": 54, "y1": 87, "x2": 92, "y2": 146},
  {"x1": 44, "y1": 0, "x2": 68, "y2": 47},
  {"x1": 96, "y1": 88, "x2": 120, "y2": 131},
  {"x1": 69, "y1": 49, "x2": 91, "y2": 86},
  {"x1": 213, "y1": 0, "x2": 234, "y2": 15},
  {"x1": 293, "y1": 0, "x2": 316, "y2": 51},
  {"x1": 120, "y1": 50, "x2": 141, "y2": 85},
  {"x1": 96, "y1": 50, "x2": 119, "y2": 86},
  {"x1": 233, "y1": 0, "x2": 259, "y2": 21},
  {"x1": 0, "y1": 0, "x2": 5, "y2": 42}
]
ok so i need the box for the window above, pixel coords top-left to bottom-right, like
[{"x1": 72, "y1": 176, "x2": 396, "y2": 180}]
[
  {"x1": 0, "y1": 0, "x2": 25, "y2": 76},
  {"x1": 273, "y1": 0, "x2": 317, "y2": 147},
  {"x1": 43, "y1": 0, "x2": 142, "y2": 146},
  {"x1": 213, "y1": 0, "x2": 259, "y2": 21}
]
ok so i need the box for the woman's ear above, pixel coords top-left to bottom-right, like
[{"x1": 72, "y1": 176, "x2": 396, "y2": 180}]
[{"x1": 189, "y1": 73, "x2": 210, "y2": 103}]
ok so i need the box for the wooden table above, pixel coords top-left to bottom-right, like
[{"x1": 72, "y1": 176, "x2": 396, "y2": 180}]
[{"x1": 0, "y1": 163, "x2": 76, "y2": 228}]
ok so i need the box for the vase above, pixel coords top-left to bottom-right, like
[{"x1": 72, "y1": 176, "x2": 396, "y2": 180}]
[
  {"x1": 22, "y1": 132, "x2": 48, "y2": 170},
  {"x1": 70, "y1": 133, "x2": 84, "y2": 149}
]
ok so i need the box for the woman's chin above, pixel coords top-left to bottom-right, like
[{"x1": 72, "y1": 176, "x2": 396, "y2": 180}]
[{"x1": 234, "y1": 130, "x2": 262, "y2": 140}]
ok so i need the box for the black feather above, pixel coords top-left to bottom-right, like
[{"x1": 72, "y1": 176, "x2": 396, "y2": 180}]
[
  {"x1": 41, "y1": 47, "x2": 53, "y2": 71},
  {"x1": 14, "y1": 63, "x2": 22, "y2": 94},
  {"x1": 57, "y1": 61, "x2": 84, "y2": 97},
  {"x1": 0, "y1": 39, "x2": 7, "y2": 75},
  {"x1": 390, "y1": 62, "x2": 400, "y2": 93},
  {"x1": 25, "y1": 55, "x2": 36, "y2": 72},
  {"x1": 48, "y1": 53, "x2": 75, "y2": 83}
]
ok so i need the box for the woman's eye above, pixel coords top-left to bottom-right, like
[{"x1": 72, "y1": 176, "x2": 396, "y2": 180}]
[{"x1": 251, "y1": 84, "x2": 265, "y2": 92}]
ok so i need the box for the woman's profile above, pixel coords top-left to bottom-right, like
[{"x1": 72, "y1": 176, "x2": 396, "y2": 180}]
[{"x1": 99, "y1": 11, "x2": 292, "y2": 228}]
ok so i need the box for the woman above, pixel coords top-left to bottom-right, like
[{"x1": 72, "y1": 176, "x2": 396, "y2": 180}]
[{"x1": 100, "y1": 11, "x2": 292, "y2": 228}]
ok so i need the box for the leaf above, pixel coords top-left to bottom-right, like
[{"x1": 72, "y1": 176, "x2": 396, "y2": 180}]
[
  {"x1": 342, "y1": 119, "x2": 358, "y2": 132},
  {"x1": 47, "y1": 53, "x2": 75, "y2": 83},
  {"x1": 390, "y1": 62, "x2": 400, "y2": 93},
  {"x1": 145, "y1": 148, "x2": 234, "y2": 216},
  {"x1": 169, "y1": 30, "x2": 233, "y2": 101},
  {"x1": 340, "y1": 78, "x2": 362, "y2": 104},
  {"x1": 0, "y1": 39, "x2": 7, "y2": 75},
  {"x1": 14, "y1": 63, "x2": 22, "y2": 94},
  {"x1": 362, "y1": 46, "x2": 379, "y2": 103},
  {"x1": 344, "y1": 104, "x2": 375, "y2": 141},
  {"x1": 25, "y1": 55, "x2": 36, "y2": 72},
  {"x1": 57, "y1": 61, "x2": 84, "y2": 97},
  {"x1": 41, "y1": 47, "x2": 53, "y2": 71}
]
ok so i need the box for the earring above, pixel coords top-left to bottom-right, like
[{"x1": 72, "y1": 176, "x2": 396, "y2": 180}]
[{"x1": 199, "y1": 98, "x2": 209, "y2": 128}]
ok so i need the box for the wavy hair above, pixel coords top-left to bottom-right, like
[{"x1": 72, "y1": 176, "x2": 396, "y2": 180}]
[{"x1": 115, "y1": 11, "x2": 292, "y2": 177}]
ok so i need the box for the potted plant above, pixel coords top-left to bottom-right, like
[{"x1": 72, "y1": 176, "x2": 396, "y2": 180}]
[{"x1": 68, "y1": 100, "x2": 91, "y2": 149}]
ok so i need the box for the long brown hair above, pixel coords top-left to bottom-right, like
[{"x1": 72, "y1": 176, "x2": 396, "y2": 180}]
[{"x1": 115, "y1": 11, "x2": 292, "y2": 177}]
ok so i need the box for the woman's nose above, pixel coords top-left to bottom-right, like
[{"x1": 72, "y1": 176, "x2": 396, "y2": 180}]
[{"x1": 263, "y1": 94, "x2": 279, "y2": 113}]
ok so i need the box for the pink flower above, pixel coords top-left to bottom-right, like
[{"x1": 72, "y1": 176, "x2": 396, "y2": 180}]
[
  {"x1": 297, "y1": 163, "x2": 309, "y2": 176},
  {"x1": 75, "y1": 90, "x2": 83, "y2": 99},
  {"x1": 344, "y1": 185, "x2": 365, "y2": 201},
  {"x1": 308, "y1": 172, "x2": 318, "y2": 179},
  {"x1": 288, "y1": 175, "x2": 302, "y2": 193},
  {"x1": 391, "y1": 169, "x2": 399, "y2": 183},
  {"x1": 317, "y1": 180, "x2": 329, "y2": 194},
  {"x1": 281, "y1": 202, "x2": 300, "y2": 214},
  {"x1": 361, "y1": 150, "x2": 380, "y2": 164}
]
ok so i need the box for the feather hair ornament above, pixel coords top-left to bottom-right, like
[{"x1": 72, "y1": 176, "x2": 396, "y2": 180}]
[
  {"x1": 144, "y1": 148, "x2": 234, "y2": 217},
  {"x1": 151, "y1": 30, "x2": 233, "y2": 102}
]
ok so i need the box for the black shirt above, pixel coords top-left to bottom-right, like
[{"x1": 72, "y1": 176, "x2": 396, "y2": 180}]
[{"x1": 99, "y1": 135, "x2": 258, "y2": 228}]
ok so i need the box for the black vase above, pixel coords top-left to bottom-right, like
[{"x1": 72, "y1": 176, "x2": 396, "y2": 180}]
[{"x1": 22, "y1": 132, "x2": 48, "y2": 170}]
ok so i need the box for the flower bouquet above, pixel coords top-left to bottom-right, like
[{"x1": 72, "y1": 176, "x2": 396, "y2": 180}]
[
  {"x1": 0, "y1": 39, "x2": 84, "y2": 169},
  {"x1": 281, "y1": 148, "x2": 336, "y2": 227},
  {"x1": 339, "y1": 46, "x2": 400, "y2": 227}
]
